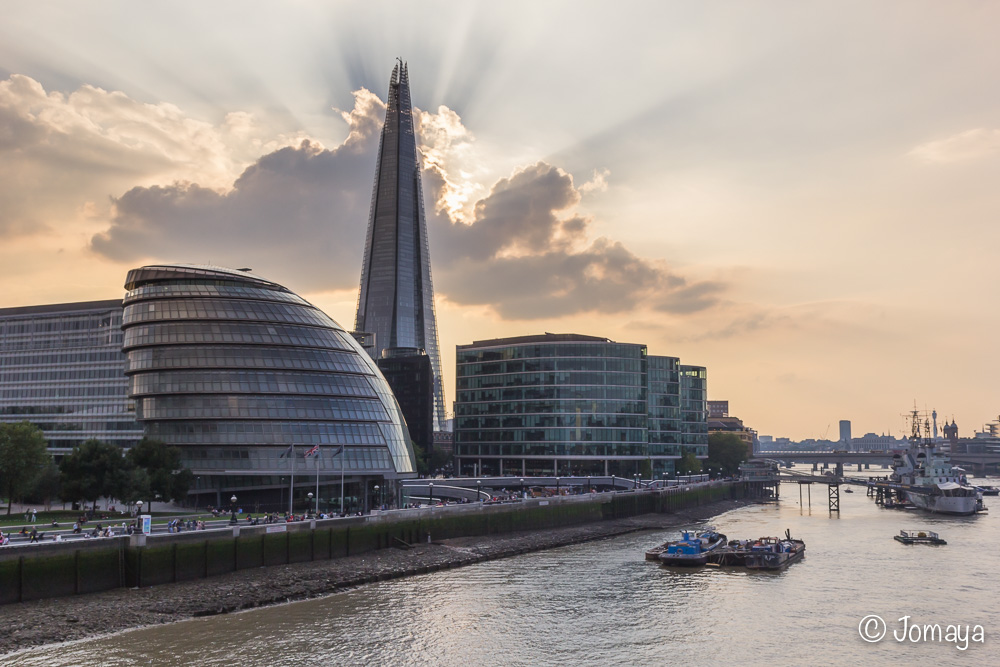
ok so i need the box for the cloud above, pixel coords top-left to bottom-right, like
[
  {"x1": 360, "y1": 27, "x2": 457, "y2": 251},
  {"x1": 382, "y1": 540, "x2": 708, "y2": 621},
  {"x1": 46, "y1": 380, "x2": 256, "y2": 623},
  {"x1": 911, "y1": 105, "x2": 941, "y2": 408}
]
[
  {"x1": 909, "y1": 128, "x2": 1000, "y2": 164},
  {"x1": 0, "y1": 74, "x2": 311, "y2": 238},
  {"x1": 90, "y1": 89, "x2": 387, "y2": 290},
  {"x1": 428, "y1": 161, "x2": 723, "y2": 319},
  {"x1": 88, "y1": 85, "x2": 724, "y2": 318}
]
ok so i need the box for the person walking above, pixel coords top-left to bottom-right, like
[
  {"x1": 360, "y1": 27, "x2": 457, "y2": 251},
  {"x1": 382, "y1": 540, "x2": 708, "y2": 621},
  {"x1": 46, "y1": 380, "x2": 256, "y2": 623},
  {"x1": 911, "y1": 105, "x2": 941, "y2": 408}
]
[{"x1": 31, "y1": 509, "x2": 37, "y2": 523}]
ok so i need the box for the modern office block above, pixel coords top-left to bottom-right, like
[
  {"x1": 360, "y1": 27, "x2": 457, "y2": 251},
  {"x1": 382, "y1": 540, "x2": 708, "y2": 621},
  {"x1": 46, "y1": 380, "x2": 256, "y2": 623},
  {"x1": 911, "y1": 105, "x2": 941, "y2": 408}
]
[
  {"x1": 355, "y1": 60, "x2": 446, "y2": 430},
  {"x1": 0, "y1": 300, "x2": 143, "y2": 454},
  {"x1": 121, "y1": 264, "x2": 417, "y2": 505},
  {"x1": 680, "y1": 365, "x2": 708, "y2": 457},
  {"x1": 453, "y1": 333, "x2": 708, "y2": 478}
]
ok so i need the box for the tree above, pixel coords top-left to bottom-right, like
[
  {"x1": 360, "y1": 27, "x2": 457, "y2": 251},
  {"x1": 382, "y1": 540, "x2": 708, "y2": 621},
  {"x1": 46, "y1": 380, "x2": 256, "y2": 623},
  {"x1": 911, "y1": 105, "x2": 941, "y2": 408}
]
[
  {"x1": 27, "y1": 463, "x2": 62, "y2": 511},
  {"x1": 125, "y1": 437, "x2": 193, "y2": 503},
  {"x1": 706, "y1": 432, "x2": 750, "y2": 477},
  {"x1": 0, "y1": 421, "x2": 51, "y2": 515},
  {"x1": 675, "y1": 452, "x2": 702, "y2": 476},
  {"x1": 111, "y1": 467, "x2": 151, "y2": 508},
  {"x1": 59, "y1": 439, "x2": 126, "y2": 510}
]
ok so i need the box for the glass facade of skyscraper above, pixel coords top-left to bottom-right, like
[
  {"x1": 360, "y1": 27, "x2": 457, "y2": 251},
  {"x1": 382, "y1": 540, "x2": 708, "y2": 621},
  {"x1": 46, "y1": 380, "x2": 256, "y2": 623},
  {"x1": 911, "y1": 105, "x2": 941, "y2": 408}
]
[
  {"x1": 355, "y1": 60, "x2": 447, "y2": 431},
  {"x1": 122, "y1": 264, "x2": 416, "y2": 504},
  {"x1": 454, "y1": 334, "x2": 708, "y2": 478},
  {"x1": 0, "y1": 300, "x2": 143, "y2": 454}
]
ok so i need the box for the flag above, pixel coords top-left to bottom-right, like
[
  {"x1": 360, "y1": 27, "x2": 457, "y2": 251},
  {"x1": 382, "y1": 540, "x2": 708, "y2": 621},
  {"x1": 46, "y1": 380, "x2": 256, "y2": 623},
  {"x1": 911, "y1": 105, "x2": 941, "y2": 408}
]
[
  {"x1": 278, "y1": 444, "x2": 294, "y2": 458},
  {"x1": 304, "y1": 444, "x2": 320, "y2": 458}
]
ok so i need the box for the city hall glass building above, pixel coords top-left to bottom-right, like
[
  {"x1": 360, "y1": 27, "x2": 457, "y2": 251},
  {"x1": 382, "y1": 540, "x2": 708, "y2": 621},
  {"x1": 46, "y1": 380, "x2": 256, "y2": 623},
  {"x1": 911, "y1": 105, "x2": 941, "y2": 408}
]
[
  {"x1": 454, "y1": 334, "x2": 708, "y2": 478},
  {"x1": 0, "y1": 300, "x2": 143, "y2": 454},
  {"x1": 121, "y1": 264, "x2": 417, "y2": 506}
]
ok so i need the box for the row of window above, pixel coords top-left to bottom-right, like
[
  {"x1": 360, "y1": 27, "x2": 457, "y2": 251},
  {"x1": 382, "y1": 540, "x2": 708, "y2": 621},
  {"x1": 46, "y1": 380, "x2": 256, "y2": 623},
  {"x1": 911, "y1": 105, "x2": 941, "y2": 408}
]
[
  {"x1": 0, "y1": 386, "x2": 127, "y2": 399},
  {"x1": 456, "y1": 428, "x2": 647, "y2": 444},
  {"x1": 124, "y1": 283, "x2": 308, "y2": 307},
  {"x1": 0, "y1": 314, "x2": 119, "y2": 336},
  {"x1": 137, "y1": 395, "x2": 390, "y2": 422},
  {"x1": 0, "y1": 333, "x2": 123, "y2": 352},
  {"x1": 0, "y1": 350, "x2": 124, "y2": 368},
  {"x1": 455, "y1": 443, "x2": 652, "y2": 457},
  {"x1": 145, "y1": 420, "x2": 389, "y2": 446},
  {"x1": 455, "y1": 399, "x2": 648, "y2": 416},
  {"x1": 0, "y1": 367, "x2": 125, "y2": 383},
  {"x1": 456, "y1": 386, "x2": 648, "y2": 403},
  {"x1": 457, "y1": 414, "x2": 649, "y2": 430},
  {"x1": 456, "y1": 371, "x2": 645, "y2": 391},
  {"x1": 125, "y1": 345, "x2": 372, "y2": 376},
  {"x1": 457, "y1": 343, "x2": 645, "y2": 365},
  {"x1": 129, "y1": 370, "x2": 379, "y2": 398},
  {"x1": 123, "y1": 298, "x2": 334, "y2": 329},
  {"x1": 123, "y1": 322, "x2": 351, "y2": 351},
  {"x1": 181, "y1": 445, "x2": 394, "y2": 472},
  {"x1": 456, "y1": 357, "x2": 646, "y2": 377}
]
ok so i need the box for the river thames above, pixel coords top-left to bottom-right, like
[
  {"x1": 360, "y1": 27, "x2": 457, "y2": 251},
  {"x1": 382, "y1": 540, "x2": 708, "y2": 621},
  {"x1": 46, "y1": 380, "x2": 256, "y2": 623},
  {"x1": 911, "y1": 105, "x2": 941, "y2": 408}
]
[{"x1": 7, "y1": 473, "x2": 997, "y2": 666}]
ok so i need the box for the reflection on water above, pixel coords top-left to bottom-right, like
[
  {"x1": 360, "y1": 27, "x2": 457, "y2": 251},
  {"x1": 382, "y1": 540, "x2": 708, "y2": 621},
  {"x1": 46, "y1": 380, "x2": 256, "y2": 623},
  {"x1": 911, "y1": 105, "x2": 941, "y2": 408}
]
[{"x1": 7, "y1": 477, "x2": 998, "y2": 666}]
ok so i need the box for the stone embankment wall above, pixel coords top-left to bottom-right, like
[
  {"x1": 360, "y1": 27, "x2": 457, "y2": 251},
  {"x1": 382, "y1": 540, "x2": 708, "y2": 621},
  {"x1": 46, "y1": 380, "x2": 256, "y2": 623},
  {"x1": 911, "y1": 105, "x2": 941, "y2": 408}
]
[{"x1": 0, "y1": 482, "x2": 741, "y2": 605}]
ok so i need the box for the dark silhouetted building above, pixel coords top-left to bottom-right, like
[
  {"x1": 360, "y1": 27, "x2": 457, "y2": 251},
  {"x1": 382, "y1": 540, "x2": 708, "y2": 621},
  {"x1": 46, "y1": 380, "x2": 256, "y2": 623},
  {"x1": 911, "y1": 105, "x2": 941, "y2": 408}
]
[{"x1": 376, "y1": 348, "x2": 433, "y2": 468}]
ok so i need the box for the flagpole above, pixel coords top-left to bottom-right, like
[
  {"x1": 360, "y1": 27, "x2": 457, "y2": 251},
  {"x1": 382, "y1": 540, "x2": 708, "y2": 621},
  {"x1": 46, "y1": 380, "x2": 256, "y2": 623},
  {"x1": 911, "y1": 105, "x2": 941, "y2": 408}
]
[
  {"x1": 340, "y1": 446, "x2": 346, "y2": 515},
  {"x1": 289, "y1": 444, "x2": 295, "y2": 516},
  {"x1": 314, "y1": 448, "x2": 320, "y2": 515}
]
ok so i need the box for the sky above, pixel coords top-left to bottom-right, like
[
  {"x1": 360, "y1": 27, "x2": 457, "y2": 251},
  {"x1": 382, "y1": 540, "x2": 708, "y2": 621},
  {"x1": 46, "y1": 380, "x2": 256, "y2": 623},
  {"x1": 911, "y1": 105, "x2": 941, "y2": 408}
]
[{"x1": 1, "y1": 1, "x2": 998, "y2": 440}]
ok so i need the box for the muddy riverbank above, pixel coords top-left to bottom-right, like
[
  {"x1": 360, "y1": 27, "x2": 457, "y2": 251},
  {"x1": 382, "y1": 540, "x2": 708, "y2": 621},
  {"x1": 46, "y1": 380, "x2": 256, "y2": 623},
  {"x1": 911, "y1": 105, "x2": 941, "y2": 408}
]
[{"x1": 0, "y1": 498, "x2": 756, "y2": 656}]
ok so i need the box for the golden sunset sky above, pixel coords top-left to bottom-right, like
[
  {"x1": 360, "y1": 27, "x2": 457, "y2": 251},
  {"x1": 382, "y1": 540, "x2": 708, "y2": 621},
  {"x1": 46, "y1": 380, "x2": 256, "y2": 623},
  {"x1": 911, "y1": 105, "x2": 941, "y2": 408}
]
[{"x1": 1, "y1": 2, "x2": 997, "y2": 440}]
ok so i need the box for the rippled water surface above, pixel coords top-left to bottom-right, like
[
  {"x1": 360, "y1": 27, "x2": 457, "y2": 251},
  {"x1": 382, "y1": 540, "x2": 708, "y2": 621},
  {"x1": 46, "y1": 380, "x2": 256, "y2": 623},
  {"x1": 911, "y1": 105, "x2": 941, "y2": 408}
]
[{"x1": 8, "y1": 476, "x2": 999, "y2": 666}]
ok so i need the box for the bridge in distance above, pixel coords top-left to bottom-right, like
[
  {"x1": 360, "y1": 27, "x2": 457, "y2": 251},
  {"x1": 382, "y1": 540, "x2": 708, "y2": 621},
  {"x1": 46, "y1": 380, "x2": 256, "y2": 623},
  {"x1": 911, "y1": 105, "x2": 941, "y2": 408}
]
[{"x1": 757, "y1": 450, "x2": 1000, "y2": 475}]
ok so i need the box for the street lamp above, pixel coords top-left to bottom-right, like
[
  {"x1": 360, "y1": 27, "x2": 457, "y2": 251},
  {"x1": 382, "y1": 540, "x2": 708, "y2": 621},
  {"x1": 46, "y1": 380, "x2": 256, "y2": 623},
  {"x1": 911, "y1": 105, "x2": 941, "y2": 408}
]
[
  {"x1": 374, "y1": 485, "x2": 380, "y2": 511},
  {"x1": 476, "y1": 480, "x2": 482, "y2": 501},
  {"x1": 587, "y1": 476, "x2": 591, "y2": 494},
  {"x1": 428, "y1": 482, "x2": 434, "y2": 506},
  {"x1": 136, "y1": 499, "x2": 143, "y2": 516},
  {"x1": 520, "y1": 478, "x2": 525, "y2": 499},
  {"x1": 556, "y1": 477, "x2": 560, "y2": 495},
  {"x1": 611, "y1": 474, "x2": 616, "y2": 492},
  {"x1": 230, "y1": 495, "x2": 237, "y2": 525},
  {"x1": 307, "y1": 492, "x2": 314, "y2": 517}
]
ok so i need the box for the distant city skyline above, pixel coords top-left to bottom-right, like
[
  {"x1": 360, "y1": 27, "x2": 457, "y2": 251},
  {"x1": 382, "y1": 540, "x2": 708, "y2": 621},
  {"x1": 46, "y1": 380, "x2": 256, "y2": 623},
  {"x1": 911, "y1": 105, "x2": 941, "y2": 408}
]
[{"x1": 1, "y1": 2, "x2": 998, "y2": 439}]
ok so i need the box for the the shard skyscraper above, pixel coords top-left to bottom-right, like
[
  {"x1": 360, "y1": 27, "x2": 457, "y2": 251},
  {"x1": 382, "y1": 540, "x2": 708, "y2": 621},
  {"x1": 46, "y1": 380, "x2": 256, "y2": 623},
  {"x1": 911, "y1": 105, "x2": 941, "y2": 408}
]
[{"x1": 355, "y1": 60, "x2": 447, "y2": 431}]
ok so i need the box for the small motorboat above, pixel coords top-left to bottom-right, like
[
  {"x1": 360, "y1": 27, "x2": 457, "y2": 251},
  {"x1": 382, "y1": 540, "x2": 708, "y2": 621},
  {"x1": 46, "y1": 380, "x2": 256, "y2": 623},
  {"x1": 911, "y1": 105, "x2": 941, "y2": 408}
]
[
  {"x1": 894, "y1": 529, "x2": 946, "y2": 545},
  {"x1": 975, "y1": 485, "x2": 999, "y2": 496},
  {"x1": 659, "y1": 528, "x2": 727, "y2": 566}
]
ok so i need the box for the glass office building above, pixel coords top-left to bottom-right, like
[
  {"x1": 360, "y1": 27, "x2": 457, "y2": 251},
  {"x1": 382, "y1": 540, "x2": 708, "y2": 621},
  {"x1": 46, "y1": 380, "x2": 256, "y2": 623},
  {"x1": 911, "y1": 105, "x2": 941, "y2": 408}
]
[
  {"x1": 680, "y1": 365, "x2": 709, "y2": 458},
  {"x1": 454, "y1": 333, "x2": 708, "y2": 478},
  {"x1": 355, "y1": 60, "x2": 447, "y2": 431},
  {"x1": 0, "y1": 300, "x2": 143, "y2": 455},
  {"x1": 122, "y1": 264, "x2": 417, "y2": 506}
]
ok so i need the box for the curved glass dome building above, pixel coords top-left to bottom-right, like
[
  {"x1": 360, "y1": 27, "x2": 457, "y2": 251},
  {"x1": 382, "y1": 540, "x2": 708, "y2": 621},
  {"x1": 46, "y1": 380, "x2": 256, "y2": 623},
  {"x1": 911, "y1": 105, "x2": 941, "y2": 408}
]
[{"x1": 121, "y1": 264, "x2": 416, "y2": 509}]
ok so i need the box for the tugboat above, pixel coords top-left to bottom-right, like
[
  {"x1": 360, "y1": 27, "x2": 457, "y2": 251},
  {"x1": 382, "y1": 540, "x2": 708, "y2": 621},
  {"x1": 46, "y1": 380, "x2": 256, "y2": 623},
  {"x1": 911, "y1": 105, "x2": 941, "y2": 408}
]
[
  {"x1": 743, "y1": 530, "x2": 806, "y2": 570},
  {"x1": 658, "y1": 528, "x2": 727, "y2": 566}
]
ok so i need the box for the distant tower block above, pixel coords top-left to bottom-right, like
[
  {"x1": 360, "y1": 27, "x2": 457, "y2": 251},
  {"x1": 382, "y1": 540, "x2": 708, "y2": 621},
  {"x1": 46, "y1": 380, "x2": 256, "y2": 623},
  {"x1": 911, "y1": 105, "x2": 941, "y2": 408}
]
[
  {"x1": 839, "y1": 420, "x2": 852, "y2": 446},
  {"x1": 355, "y1": 60, "x2": 447, "y2": 430}
]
